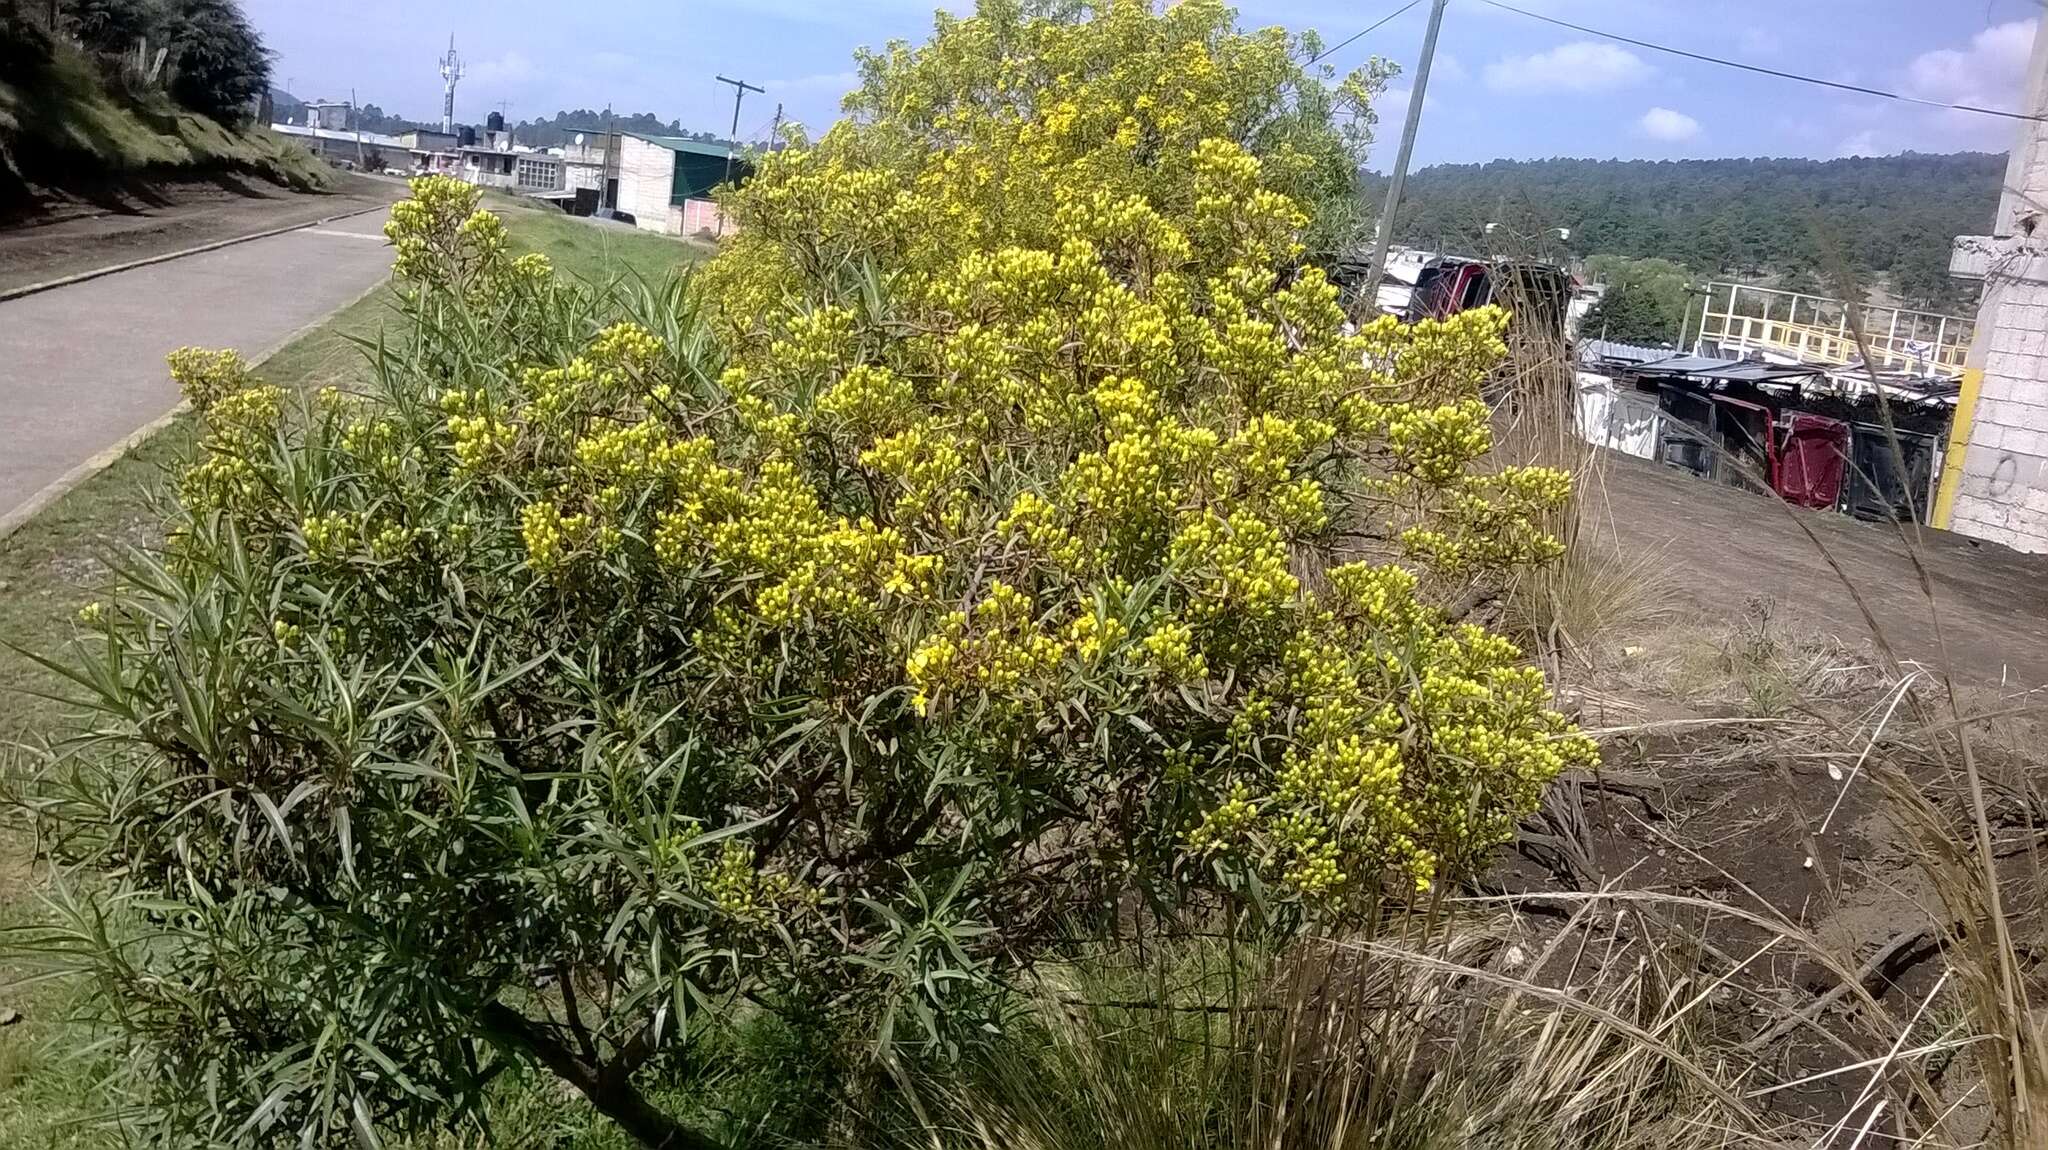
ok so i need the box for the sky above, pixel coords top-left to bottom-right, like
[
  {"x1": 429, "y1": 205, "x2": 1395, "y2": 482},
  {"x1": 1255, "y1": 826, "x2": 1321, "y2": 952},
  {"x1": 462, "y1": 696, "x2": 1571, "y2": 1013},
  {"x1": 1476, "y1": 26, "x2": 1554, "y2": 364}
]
[{"x1": 246, "y1": 0, "x2": 2047, "y2": 168}]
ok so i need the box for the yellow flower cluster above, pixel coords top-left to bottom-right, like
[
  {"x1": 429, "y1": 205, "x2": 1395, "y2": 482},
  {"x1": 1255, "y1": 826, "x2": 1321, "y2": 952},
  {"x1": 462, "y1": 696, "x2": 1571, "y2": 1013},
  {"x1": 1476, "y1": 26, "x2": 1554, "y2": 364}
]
[
  {"x1": 1140, "y1": 619, "x2": 1207, "y2": 683},
  {"x1": 437, "y1": 389, "x2": 516, "y2": 473},
  {"x1": 1067, "y1": 604, "x2": 1127, "y2": 664},
  {"x1": 384, "y1": 176, "x2": 484, "y2": 287},
  {"x1": 1400, "y1": 464, "x2": 1574, "y2": 577},
  {"x1": 819, "y1": 364, "x2": 918, "y2": 440},
  {"x1": 905, "y1": 581, "x2": 1064, "y2": 715},
  {"x1": 166, "y1": 346, "x2": 254, "y2": 413},
  {"x1": 520, "y1": 500, "x2": 589, "y2": 574},
  {"x1": 1168, "y1": 510, "x2": 1298, "y2": 625},
  {"x1": 1385, "y1": 400, "x2": 1495, "y2": 488},
  {"x1": 703, "y1": 841, "x2": 811, "y2": 924},
  {"x1": 1186, "y1": 781, "x2": 1257, "y2": 854},
  {"x1": 302, "y1": 511, "x2": 360, "y2": 564},
  {"x1": 385, "y1": 175, "x2": 552, "y2": 309},
  {"x1": 860, "y1": 425, "x2": 966, "y2": 525},
  {"x1": 177, "y1": 383, "x2": 284, "y2": 512}
]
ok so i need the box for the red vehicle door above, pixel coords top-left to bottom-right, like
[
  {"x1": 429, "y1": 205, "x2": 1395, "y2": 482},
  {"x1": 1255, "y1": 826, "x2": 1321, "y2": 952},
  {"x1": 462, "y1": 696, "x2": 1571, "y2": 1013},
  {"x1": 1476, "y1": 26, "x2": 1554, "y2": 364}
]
[{"x1": 1776, "y1": 411, "x2": 1850, "y2": 510}]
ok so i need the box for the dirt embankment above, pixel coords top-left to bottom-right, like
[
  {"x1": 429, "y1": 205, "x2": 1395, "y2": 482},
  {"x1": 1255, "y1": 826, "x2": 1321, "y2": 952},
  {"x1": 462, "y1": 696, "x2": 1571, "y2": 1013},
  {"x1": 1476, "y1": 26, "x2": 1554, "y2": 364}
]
[
  {"x1": 1489, "y1": 456, "x2": 2048, "y2": 1134},
  {"x1": 1591, "y1": 453, "x2": 2048, "y2": 689},
  {"x1": 0, "y1": 170, "x2": 401, "y2": 293}
]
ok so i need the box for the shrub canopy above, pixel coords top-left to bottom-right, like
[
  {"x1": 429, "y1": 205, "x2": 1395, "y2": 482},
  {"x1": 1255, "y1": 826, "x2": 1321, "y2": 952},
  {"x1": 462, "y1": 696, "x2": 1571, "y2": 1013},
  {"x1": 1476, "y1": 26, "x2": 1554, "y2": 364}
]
[
  {"x1": 23, "y1": 1, "x2": 1589, "y2": 1145},
  {"x1": 165, "y1": 0, "x2": 267, "y2": 123}
]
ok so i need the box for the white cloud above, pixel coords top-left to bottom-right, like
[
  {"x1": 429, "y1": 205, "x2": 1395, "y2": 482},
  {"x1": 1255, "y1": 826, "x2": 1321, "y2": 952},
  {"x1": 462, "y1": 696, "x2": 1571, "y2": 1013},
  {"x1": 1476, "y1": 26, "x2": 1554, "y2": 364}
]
[
  {"x1": 1638, "y1": 106, "x2": 1700, "y2": 142},
  {"x1": 466, "y1": 51, "x2": 537, "y2": 87},
  {"x1": 1431, "y1": 53, "x2": 1469, "y2": 84},
  {"x1": 1906, "y1": 18, "x2": 2034, "y2": 109},
  {"x1": 1835, "y1": 129, "x2": 1887, "y2": 158},
  {"x1": 1484, "y1": 41, "x2": 1651, "y2": 93}
]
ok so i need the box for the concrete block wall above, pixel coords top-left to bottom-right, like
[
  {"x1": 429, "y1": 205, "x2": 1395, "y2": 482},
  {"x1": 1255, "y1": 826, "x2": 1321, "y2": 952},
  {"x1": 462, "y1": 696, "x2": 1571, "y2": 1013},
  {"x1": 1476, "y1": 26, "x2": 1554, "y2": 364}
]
[
  {"x1": 1949, "y1": 253, "x2": 2048, "y2": 551},
  {"x1": 674, "y1": 197, "x2": 730, "y2": 237},
  {"x1": 616, "y1": 137, "x2": 677, "y2": 232}
]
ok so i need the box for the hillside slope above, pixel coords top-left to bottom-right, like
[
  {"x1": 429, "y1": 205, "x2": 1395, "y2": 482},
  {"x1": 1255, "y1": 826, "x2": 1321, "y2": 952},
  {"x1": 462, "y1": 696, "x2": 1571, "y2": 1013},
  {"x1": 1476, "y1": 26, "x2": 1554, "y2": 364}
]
[
  {"x1": 1370, "y1": 153, "x2": 2003, "y2": 307},
  {"x1": 0, "y1": 14, "x2": 327, "y2": 211}
]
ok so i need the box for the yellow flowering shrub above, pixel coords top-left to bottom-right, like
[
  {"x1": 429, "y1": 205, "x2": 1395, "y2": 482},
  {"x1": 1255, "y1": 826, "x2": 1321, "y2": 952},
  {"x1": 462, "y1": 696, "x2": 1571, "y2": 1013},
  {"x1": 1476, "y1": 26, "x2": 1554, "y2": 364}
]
[{"x1": 33, "y1": 6, "x2": 1586, "y2": 1146}]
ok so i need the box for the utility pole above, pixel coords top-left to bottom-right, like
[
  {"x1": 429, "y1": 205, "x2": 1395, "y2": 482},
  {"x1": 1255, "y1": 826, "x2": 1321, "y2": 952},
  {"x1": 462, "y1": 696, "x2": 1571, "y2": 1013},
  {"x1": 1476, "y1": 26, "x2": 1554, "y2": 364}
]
[
  {"x1": 351, "y1": 87, "x2": 363, "y2": 171},
  {"x1": 771, "y1": 102, "x2": 784, "y2": 145},
  {"x1": 715, "y1": 75, "x2": 763, "y2": 183},
  {"x1": 714, "y1": 75, "x2": 763, "y2": 238},
  {"x1": 604, "y1": 107, "x2": 617, "y2": 210},
  {"x1": 598, "y1": 105, "x2": 614, "y2": 210},
  {"x1": 1359, "y1": 0, "x2": 1450, "y2": 313}
]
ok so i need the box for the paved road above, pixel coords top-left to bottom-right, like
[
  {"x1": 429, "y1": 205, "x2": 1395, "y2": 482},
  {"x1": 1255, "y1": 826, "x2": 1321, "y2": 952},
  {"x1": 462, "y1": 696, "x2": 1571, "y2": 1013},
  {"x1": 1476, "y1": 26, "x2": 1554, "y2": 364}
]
[{"x1": 0, "y1": 208, "x2": 394, "y2": 528}]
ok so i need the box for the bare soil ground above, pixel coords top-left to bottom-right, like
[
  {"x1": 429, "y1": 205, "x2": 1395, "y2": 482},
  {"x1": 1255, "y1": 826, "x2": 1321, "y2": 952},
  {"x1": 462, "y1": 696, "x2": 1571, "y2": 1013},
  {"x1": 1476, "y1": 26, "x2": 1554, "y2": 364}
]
[
  {"x1": 1592, "y1": 452, "x2": 2048, "y2": 689},
  {"x1": 1488, "y1": 455, "x2": 2048, "y2": 1134},
  {"x1": 0, "y1": 170, "x2": 402, "y2": 293}
]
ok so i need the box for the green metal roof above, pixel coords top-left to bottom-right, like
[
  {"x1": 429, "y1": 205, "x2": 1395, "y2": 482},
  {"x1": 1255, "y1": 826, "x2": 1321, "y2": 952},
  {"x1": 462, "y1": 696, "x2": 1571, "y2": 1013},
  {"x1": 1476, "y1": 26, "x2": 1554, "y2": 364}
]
[{"x1": 617, "y1": 130, "x2": 739, "y2": 158}]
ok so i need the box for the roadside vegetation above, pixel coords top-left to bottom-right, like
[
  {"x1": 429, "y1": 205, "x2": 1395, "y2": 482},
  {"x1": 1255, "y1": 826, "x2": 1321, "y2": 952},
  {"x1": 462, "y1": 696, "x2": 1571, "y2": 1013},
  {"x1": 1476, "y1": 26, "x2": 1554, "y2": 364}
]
[
  {"x1": 1, "y1": 1, "x2": 323, "y2": 206},
  {"x1": 1, "y1": 2, "x2": 2044, "y2": 1149},
  {"x1": 0, "y1": 205, "x2": 700, "y2": 1148}
]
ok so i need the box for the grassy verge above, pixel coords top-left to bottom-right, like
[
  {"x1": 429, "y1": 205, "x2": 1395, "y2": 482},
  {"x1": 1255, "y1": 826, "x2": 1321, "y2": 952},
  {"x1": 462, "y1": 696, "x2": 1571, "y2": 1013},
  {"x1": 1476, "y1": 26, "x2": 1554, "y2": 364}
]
[
  {"x1": 0, "y1": 210, "x2": 703, "y2": 1147},
  {"x1": 487, "y1": 193, "x2": 715, "y2": 285}
]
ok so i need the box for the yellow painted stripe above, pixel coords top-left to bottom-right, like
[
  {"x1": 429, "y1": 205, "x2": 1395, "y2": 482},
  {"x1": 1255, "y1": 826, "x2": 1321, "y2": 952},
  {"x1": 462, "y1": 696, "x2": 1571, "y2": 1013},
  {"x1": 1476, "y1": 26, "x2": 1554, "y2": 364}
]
[{"x1": 1933, "y1": 366, "x2": 1985, "y2": 529}]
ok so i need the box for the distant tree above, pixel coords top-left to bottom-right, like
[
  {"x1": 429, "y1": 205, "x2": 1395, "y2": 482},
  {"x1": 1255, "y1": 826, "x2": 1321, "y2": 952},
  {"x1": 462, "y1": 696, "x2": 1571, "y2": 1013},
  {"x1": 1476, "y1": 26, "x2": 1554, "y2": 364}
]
[
  {"x1": 1775, "y1": 264, "x2": 1824, "y2": 298},
  {"x1": 1367, "y1": 153, "x2": 2003, "y2": 295},
  {"x1": 1889, "y1": 224, "x2": 1969, "y2": 313},
  {"x1": 1582, "y1": 255, "x2": 1694, "y2": 345},
  {"x1": 165, "y1": 0, "x2": 266, "y2": 123},
  {"x1": 350, "y1": 103, "x2": 430, "y2": 135},
  {"x1": 509, "y1": 109, "x2": 701, "y2": 149},
  {"x1": 0, "y1": 4, "x2": 56, "y2": 76},
  {"x1": 62, "y1": 0, "x2": 162, "y2": 58}
]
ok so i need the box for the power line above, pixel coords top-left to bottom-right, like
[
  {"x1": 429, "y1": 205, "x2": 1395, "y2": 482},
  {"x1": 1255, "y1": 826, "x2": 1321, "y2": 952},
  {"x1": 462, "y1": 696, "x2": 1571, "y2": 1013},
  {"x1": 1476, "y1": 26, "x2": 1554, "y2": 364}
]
[
  {"x1": 1475, "y1": 0, "x2": 2047, "y2": 124},
  {"x1": 1309, "y1": 0, "x2": 1425, "y2": 65}
]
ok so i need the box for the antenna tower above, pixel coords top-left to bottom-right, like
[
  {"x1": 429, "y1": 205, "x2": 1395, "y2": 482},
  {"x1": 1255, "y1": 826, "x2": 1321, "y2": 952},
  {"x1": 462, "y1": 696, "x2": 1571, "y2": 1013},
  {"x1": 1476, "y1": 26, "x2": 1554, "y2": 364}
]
[{"x1": 439, "y1": 35, "x2": 463, "y2": 134}]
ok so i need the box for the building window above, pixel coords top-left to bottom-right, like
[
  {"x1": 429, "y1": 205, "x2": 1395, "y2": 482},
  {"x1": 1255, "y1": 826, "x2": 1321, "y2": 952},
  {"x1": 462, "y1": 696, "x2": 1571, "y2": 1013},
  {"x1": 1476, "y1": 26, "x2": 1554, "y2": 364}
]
[{"x1": 517, "y1": 157, "x2": 555, "y2": 188}]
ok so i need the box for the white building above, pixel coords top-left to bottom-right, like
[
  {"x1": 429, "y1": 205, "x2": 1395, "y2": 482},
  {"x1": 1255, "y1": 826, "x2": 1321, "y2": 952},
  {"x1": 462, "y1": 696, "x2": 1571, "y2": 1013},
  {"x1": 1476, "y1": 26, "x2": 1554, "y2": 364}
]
[
  {"x1": 453, "y1": 126, "x2": 574, "y2": 194},
  {"x1": 270, "y1": 122, "x2": 408, "y2": 170},
  {"x1": 1940, "y1": 17, "x2": 2048, "y2": 550},
  {"x1": 300, "y1": 100, "x2": 351, "y2": 130},
  {"x1": 608, "y1": 131, "x2": 748, "y2": 237},
  {"x1": 273, "y1": 122, "x2": 460, "y2": 175}
]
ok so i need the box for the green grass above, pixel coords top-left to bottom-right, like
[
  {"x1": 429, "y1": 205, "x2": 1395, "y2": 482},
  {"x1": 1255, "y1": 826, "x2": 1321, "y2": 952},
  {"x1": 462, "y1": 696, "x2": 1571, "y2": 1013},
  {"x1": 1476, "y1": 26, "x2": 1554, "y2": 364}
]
[
  {"x1": 490, "y1": 194, "x2": 713, "y2": 285},
  {"x1": 0, "y1": 208, "x2": 705, "y2": 1147}
]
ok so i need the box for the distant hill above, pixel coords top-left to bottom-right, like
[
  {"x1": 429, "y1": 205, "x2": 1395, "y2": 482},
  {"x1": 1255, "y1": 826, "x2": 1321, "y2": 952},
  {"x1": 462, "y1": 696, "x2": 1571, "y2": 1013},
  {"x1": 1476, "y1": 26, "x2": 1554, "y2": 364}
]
[
  {"x1": 266, "y1": 98, "x2": 732, "y2": 152},
  {"x1": 509, "y1": 110, "x2": 726, "y2": 150},
  {"x1": 1368, "y1": 152, "x2": 2005, "y2": 310}
]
